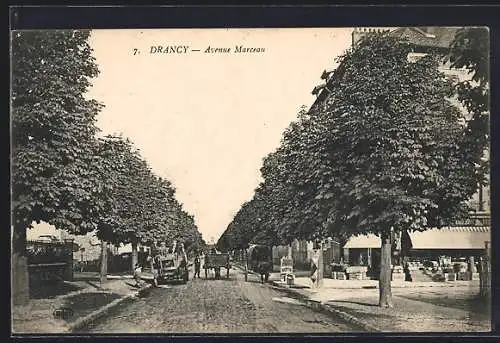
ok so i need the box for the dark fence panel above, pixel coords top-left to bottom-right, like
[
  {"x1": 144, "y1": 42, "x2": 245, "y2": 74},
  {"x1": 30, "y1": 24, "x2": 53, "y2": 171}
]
[{"x1": 27, "y1": 240, "x2": 74, "y2": 282}]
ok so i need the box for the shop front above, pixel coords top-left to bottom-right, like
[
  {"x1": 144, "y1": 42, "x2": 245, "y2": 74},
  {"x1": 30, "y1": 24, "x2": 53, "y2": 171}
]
[{"x1": 343, "y1": 226, "x2": 490, "y2": 281}]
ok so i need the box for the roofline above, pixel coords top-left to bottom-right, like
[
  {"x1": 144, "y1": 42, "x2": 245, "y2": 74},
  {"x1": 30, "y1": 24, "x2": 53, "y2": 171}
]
[{"x1": 309, "y1": 26, "x2": 459, "y2": 112}]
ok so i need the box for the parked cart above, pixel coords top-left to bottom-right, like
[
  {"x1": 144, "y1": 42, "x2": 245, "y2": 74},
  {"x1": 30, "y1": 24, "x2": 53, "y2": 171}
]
[
  {"x1": 246, "y1": 244, "x2": 273, "y2": 283},
  {"x1": 203, "y1": 251, "x2": 231, "y2": 279},
  {"x1": 150, "y1": 242, "x2": 189, "y2": 286}
]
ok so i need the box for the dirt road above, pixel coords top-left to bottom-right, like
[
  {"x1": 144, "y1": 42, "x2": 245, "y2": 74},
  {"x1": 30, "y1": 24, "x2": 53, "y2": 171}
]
[{"x1": 83, "y1": 267, "x2": 361, "y2": 333}]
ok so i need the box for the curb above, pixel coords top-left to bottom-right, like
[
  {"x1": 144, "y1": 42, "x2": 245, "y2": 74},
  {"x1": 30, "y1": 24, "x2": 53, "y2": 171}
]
[
  {"x1": 66, "y1": 283, "x2": 153, "y2": 332},
  {"x1": 322, "y1": 303, "x2": 382, "y2": 333},
  {"x1": 269, "y1": 281, "x2": 382, "y2": 333}
]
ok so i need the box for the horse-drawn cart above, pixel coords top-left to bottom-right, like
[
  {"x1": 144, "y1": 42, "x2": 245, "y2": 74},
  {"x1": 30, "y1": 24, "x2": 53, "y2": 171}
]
[
  {"x1": 204, "y1": 253, "x2": 231, "y2": 279},
  {"x1": 246, "y1": 244, "x2": 273, "y2": 283},
  {"x1": 151, "y1": 253, "x2": 189, "y2": 286},
  {"x1": 149, "y1": 242, "x2": 189, "y2": 286}
]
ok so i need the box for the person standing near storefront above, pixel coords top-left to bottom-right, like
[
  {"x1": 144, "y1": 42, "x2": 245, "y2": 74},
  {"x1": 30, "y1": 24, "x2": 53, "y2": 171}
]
[{"x1": 194, "y1": 255, "x2": 201, "y2": 278}]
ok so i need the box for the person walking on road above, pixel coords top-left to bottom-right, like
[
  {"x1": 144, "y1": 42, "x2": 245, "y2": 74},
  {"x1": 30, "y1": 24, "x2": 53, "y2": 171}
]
[
  {"x1": 133, "y1": 262, "x2": 144, "y2": 288},
  {"x1": 194, "y1": 255, "x2": 201, "y2": 278}
]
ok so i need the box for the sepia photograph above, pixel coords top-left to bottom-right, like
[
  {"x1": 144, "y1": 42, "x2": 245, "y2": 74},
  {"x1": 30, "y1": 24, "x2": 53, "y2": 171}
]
[{"x1": 10, "y1": 26, "x2": 491, "y2": 334}]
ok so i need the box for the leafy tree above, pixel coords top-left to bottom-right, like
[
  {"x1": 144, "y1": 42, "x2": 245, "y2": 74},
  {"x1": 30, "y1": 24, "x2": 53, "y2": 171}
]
[
  {"x1": 223, "y1": 32, "x2": 488, "y2": 309},
  {"x1": 93, "y1": 136, "x2": 154, "y2": 273},
  {"x1": 304, "y1": 33, "x2": 486, "y2": 307},
  {"x1": 446, "y1": 27, "x2": 490, "y2": 202},
  {"x1": 11, "y1": 30, "x2": 105, "y2": 305},
  {"x1": 97, "y1": 136, "x2": 206, "y2": 270}
]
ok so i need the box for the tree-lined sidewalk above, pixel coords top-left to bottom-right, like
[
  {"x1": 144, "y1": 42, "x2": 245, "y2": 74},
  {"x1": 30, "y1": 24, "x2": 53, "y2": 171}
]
[
  {"x1": 270, "y1": 277, "x2": 490, "y2": 332},
  {"x1": 11, "y1": 30, "x2": 205, "y2": 306}
]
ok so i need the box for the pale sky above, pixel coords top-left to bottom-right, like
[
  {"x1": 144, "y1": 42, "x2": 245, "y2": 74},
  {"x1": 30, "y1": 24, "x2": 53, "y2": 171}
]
[{"x1": 86, "y1": 28, "x2": 353, "y2": 243}]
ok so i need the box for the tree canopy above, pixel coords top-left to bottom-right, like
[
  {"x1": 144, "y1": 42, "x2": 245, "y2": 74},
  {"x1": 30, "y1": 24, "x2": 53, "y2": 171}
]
[
  {"x1": 11, "y1": 30, "x2": 204, "y2": 305},
  {"x1": 220, "y1": 31, "x2": 488, "y2": 249},
  {"x1": 446, "y1": 27, "x2": 490, "y2": 191},
  {"x1": 218, "y1": 31, "x2": 489, "y2": 307},
  {"x1": 12, "y1": 30, "x2": 106, "y2": 237}
]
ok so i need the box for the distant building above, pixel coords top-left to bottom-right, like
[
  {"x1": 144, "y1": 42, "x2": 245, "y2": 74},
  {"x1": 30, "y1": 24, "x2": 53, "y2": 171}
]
[
  {"x1": 272, "y1": 238, "x2": 341, "y2": 273},
  {"x1": 26, "y1": 222, "x2": 146, "y2": 262},
  {"x1": 27, "y1": 222, "x2": 103, "y2": 262}
]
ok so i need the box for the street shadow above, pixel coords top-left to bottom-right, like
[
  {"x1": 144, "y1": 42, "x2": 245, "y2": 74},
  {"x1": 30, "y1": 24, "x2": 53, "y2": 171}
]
[
  {"x1": 330, "y1": 305, "x2": 395, "y2": 320},
  {"x1": 85, "y1": 280, "x2": 101, "y2": 289},
  {"x1": 61, "y1": 292, "x2": 122, "y2": 323},
  {"x1": 29, "y1": 281, "x2": 84, "y2": 299},
  {"x1": 396, "y1": 294, "x2": 491, "y2": 317}
]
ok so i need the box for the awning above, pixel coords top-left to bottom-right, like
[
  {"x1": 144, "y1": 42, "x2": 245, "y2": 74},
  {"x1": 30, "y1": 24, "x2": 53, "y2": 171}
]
[
  {"x1": 344, "y1": 234, "x2": 381, "y2": 249},
  {"x1": 344, "y1": 227, "x2": 491, "y2": 250}
]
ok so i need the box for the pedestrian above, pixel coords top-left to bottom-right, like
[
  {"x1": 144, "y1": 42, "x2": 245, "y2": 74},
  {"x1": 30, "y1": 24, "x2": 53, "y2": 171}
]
[
  {"x1": 194, "y1": 255, "x2": 201, "y2": 278},
  {"x1": 133, "y1": 262, "x2": 143, "y2": 288},
  {"x1": 310, "y1": 258, "x2": 318, "y2": 288}
]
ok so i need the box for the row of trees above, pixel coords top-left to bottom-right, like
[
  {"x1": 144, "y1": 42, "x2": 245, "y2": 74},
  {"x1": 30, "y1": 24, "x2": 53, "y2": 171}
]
[
  {"x1": 218, "y1": 28, "x2": 489, "y2": 307},
  {"x1": 11, "y1": 30, "x2": 204, "y2": 305}
]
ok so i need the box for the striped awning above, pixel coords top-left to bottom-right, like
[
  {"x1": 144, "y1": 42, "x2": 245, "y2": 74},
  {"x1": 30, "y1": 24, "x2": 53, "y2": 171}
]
[{"x1": 344, "y1": 226, "x2": 490, "y2": 250}]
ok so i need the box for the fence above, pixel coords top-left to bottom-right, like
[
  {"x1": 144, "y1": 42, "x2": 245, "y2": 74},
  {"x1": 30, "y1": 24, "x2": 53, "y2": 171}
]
[
  {"x1": 73, "y1": 251, "x2": 151, "y2": 274},
  {"x1": 26, "y1": 239, "x2": 74, "y2": 283}
]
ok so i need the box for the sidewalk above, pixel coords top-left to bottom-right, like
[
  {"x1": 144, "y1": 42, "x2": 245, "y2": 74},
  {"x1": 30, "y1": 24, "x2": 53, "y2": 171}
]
[
  {"x1": 12, "y1": 271, "x2": 154, "y2": 334},
  {"x1": 270, "y1": 275, "x2": 491, "y2": 332}
]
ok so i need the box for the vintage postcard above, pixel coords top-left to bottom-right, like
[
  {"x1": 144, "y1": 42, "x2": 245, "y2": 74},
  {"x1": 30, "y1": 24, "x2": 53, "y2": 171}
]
[{"x1": 11, "y1": 27, "x2": 491, "y2": 334}]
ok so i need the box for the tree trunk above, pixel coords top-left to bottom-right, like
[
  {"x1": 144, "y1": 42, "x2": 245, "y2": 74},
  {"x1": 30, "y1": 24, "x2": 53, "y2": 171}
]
[
  {"x1": 12, "y1": 223, "x2": 30, "y2": 306},
  {"x1": 244, "y1": 249, "x2": 248, "y2": 282},
  {"x1": 317, "y1": 242, "x2": 324, "y2": 288},
  {"x1": 379, "y1": 232, "x2": 393, "y2": 308},
  {"x1": 100, "y1": 240, "x2": 108, "y2": 286},
  {"x1": 479, "y1": 242, "x2": 491, "y2": 300},
  {"x1": 131, "y1": 241, "x2": 138, "y2": 272}
]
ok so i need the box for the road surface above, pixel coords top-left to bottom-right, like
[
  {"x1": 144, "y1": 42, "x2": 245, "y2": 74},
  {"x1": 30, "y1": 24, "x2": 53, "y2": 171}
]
[{"x1": 82, "y1": 267, "x2": 361, "y2": 333}]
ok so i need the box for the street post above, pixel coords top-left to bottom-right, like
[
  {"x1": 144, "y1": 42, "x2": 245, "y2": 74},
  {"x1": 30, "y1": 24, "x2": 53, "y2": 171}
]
[{"x1": 316, "y1": 240, "x2": 324, "y2": 288}]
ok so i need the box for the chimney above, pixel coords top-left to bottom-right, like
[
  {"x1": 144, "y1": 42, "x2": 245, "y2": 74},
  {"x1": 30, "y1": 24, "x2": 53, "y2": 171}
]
[{"x1": 352, "y1": 27, "x2": 365, "y2": 46}]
